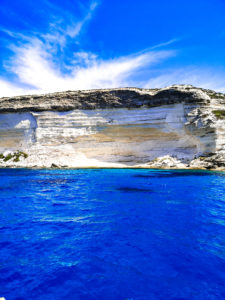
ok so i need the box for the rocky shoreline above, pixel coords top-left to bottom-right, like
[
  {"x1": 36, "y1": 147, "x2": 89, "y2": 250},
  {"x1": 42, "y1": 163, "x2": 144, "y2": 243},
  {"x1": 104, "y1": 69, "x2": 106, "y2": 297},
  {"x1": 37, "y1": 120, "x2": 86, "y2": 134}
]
[{"x1": 0, "y1": 152, "x2": 224, "y2": 171}]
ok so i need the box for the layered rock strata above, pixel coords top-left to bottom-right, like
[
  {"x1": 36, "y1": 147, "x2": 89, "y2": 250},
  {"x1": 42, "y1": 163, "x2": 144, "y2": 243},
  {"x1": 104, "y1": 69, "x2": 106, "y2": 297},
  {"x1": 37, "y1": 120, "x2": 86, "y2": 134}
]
[{"x1": 0, "y1": 85, "x2": 225, "y2": 169}]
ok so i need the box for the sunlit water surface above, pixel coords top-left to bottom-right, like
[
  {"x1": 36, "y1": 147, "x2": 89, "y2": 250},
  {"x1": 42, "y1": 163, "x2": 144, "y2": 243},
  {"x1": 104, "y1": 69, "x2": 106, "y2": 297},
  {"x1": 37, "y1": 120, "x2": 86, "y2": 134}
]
[{"x1": 0, "y1": 169, "x2": 225, "y2": 300}]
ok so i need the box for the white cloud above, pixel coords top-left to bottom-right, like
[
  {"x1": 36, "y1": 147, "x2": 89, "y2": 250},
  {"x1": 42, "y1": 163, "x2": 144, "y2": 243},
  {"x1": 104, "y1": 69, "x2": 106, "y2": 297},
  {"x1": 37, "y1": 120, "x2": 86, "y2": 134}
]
[
  {"x1": 0, "y1": 79, "x2": 36, "y2": 97},
  {"x1": 2, "y1": 31, "x2": 225, "y2": 97},
  {"x1": 65, "y1": 1, "x2": 98, "y2": 38},
  {"x1": 3, "y1": 37, "x2": 175, "y2": 95},
  {"x1": 1, "y1": 0, "x2": 224, "y2": 98},
  {"x1": 40, "y1": 1, "x2": 99, "y2": 51},
  {"x1": 0, "y1": 0, "x2": 177, "y2": 98},
  {"x1": 149, "y1": 38, "x2": 179, "y2": 50},
  {"x1": 143, "y1": 68, "x2": 225, "y2": 92}
]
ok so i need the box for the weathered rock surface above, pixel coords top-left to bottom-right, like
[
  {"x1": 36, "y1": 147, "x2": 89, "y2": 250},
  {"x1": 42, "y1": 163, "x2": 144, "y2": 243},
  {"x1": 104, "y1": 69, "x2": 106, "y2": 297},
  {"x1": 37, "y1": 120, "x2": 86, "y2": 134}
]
[{"x1": 0, "y1": 84, "x2": 225, "y2": 169}]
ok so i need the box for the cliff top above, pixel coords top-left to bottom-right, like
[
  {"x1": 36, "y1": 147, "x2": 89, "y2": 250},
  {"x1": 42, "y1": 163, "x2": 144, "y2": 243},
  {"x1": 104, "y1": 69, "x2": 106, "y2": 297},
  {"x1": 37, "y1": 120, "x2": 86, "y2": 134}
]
[{"x1": 0, "y1": 84, "x2": 224, "y2": 112}]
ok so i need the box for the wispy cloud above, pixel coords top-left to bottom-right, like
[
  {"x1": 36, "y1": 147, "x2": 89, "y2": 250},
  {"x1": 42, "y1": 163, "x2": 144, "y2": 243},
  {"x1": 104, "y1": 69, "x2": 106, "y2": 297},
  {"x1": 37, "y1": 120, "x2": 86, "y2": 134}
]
[
  {"x1": 0, "y1": 79, "x2": 31, "y2": 97},
  {"x1": 0, "y1": 0, "x2": 224, "y2": 97},
  {"x1": 3, "y1": 37, "x2": 176, "y2": 95},
  {"x1": 0, "y1": 0, "x2": 176, "y2": 97},
  {"x1": 143, "y1": 67, "x2": 225, "y2": 92},
  {"x1": 40, "y1": 1, "x2": 99, "y2": 50},
  {"x1": 65, "y1": 1, "x2": 98, "y2": 38},
  {"x1": 149, "y1": 38, "x2": 179, "y2": 50}
]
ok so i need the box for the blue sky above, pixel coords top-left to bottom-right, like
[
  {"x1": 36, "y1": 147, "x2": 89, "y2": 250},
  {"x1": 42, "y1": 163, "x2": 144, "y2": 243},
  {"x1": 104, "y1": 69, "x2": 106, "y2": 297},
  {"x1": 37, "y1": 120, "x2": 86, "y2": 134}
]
[{"x1": 0, "y1": 0, "x2": 225, "y2": 96}]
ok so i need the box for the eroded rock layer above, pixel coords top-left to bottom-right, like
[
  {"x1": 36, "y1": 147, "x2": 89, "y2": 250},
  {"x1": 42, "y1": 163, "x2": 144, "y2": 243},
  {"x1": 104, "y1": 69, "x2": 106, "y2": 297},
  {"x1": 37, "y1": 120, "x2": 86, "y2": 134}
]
[{"x1": 0, "y1": 85, "x2": 225, "y2": 169}]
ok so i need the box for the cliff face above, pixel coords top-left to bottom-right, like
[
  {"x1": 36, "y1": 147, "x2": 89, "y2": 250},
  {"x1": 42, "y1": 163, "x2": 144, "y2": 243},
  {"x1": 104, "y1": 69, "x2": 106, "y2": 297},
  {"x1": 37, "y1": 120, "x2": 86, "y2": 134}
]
[{"x1": 0, "y1": 85, "x2": 225, "y2": 169}]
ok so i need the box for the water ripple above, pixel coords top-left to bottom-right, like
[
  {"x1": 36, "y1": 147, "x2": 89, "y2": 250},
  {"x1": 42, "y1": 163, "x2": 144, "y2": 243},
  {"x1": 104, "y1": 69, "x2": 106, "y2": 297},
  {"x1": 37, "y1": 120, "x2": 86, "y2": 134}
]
[{"x1": 0, "y1": 168, "x2": 225, "y2": 299}]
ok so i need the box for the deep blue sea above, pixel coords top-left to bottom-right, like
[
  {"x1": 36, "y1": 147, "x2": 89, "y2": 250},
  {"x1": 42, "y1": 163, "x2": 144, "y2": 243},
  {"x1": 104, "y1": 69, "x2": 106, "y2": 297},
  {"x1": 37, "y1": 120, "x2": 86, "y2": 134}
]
[{"x1": 0, "y1": 169, "x2": 225, "y2": 300}]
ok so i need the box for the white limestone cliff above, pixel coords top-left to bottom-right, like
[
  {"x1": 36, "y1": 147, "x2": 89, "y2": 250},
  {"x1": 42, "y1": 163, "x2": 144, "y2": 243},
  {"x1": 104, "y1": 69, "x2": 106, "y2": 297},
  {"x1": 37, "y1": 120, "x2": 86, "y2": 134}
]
[{"x1": 0, "y1": 85, "x2": 224, "y2": 169}]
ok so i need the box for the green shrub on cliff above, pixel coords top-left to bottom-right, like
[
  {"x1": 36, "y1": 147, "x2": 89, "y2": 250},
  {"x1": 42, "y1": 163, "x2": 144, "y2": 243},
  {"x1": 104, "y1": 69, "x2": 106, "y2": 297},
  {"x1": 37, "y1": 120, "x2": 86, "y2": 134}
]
[
  {"x1": 20, "y1": 152, "x2": 28, "y2": 158},
  {"x1": 4, "y1": 154, "x2": 13, "y2": 162},
  {"x1": 13, "y1": 151, "x2": 28, "y2": 162},
  {"x1": 0, "y1": 151, "x2": 28, "y2": 162},
  {"x1": 212, "y1": 110, "x2": 225, "y2": 119}
]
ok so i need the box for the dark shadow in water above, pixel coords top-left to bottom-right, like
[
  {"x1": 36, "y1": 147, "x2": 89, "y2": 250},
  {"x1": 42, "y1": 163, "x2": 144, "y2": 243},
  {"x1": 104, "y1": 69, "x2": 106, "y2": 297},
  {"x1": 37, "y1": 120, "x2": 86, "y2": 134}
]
[
  {"x1": 117, "y1": 187, "x2": 153, "y2": 193},
  {"x1": 52, "y1": 203, "x2": 67, "y2": 207},
  {"x1": 133, "y1": 170, "x2": 225, "y2": 179},
  {"x1": 133, "y1": 174, "x2": 156, "y2": 178}
]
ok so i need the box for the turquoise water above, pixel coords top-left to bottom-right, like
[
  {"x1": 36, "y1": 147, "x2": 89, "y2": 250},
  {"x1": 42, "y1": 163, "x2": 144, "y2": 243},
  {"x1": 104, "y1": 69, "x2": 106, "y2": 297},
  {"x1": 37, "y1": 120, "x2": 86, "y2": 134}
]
[{"x1": 0, "y1": 168, "x2": 225, "y2": 299}]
